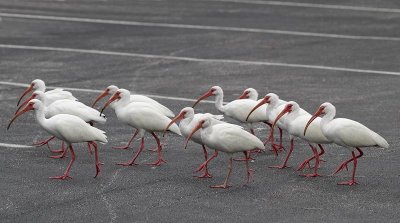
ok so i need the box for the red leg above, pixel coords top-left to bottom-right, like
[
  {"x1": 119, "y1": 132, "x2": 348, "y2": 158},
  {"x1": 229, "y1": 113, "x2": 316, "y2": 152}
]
[
  {"x1": 300, "y1": 144, "x2": 321, "y2": 177},
  {"x1": 297, "y1": 144, "x2": 325, "y2": 171},
  {"x1": 332, "y1": 148, "x2": 363, "y2": 176},
  {"x1": 91, "y1": 142, "x2": 101, "y2": 178},
  {"x1": 263, "y1": 122, "x2": 273, "y2": 144},
  {"x1": 269, "y1": 139, "x2": 294, "y2": 169},
  {"x1": 50, "y1": 145, "x2": 75, "y2": 180},
  {"x1": 146, "y1": 132, "x2": 167, "y2": 166},
  {"x1": 113, "y1": 130, "x2": 138, "y2": 150},
  {"x1": 49, "y1": 141, "x2": 68, "y2": 159},
  {"x1": 117, "y1": 137, "x2": 145, "y2": 166},
  {"x1": 243, "y1": 151, "x2": 254, "y2": 184},
  {"x1": 337, "y1": 148, "x2": 363, "y2": 185},
  {"x1": 195, "y1": 145, "x2": 213, "y2": 178},
  {"x1": 196, "y1": 150, "x2": 218, "y2": 173},
  {"x1": 87, "y1": 142, "x2": 93, "y2": 155},
  {"x1": 210, "y1": 157, "x2": 233, "y2": 189},
  {"x1": 33, "y1": 136, "x2": 55, "y2": 148}
]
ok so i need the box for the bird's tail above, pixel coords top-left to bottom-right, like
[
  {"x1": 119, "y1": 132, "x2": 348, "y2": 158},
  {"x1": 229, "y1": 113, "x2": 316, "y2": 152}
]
[
  {"x1": 93, "y1": 128, "x2": 108, "y2": 144},
  {"x1": 372, "y1": 132, "x2": 389, "y2": 149},
  {"x1": 167, "y1": 122, "x2": 182, "y2": 136}
]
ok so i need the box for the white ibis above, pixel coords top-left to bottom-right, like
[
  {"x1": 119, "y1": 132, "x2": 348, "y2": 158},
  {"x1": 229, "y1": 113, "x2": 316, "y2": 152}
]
[
  {"x1": 304, "y1": 102, "x2": 389, "y2": 185},
  {"x1": 92, "y1": 85, "x2": 174, "y2": 117},
  {"x1": 101, "y1": 89, "x2": 181, "y2": 166},
  {"x1": 246, "y1": 93, "x2": 289, "y2": 154},
  {"x1": 16, "y1": 90, "x2": 107, "y2": 158},
  {"x1": 237, "y1": 88, "x2": 260, "y2": 101},
  {"x1": 271, "y1": 101, "x2": 331, "y2": 177},
  {"x1": 184, "y1": 117, "x2": 265, "y2": 188},
  {"x1": 17, "y1": 79, "x2": 77, "y2": 106},
  {"x1": 7, "y1": 99, "x2": 107, "y2": 180},
  {"x1": 164, "y1": 107, "x2": 224, "y2": 178},
  {"x1": 192, "y1": 86, "x2": 267, "y2": 159}
]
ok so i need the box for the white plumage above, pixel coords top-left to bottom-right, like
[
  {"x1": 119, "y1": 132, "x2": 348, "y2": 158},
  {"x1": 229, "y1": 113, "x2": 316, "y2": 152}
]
[
  {"x1": 92, "y1": 85, "x2": 174, "y2": 117},
  {"x1": 305, "y1": 102, "x2": 389, "y2": 185}
]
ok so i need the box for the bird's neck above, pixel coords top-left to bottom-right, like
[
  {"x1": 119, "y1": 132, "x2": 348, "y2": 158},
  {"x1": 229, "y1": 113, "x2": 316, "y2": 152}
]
[
  {"x1": 115, "y1": 96, "x2": 130, "y2": 109},
  {"x1": 321, "y1": 111, "x2": 335, "y2": 128},
  {"x1": 215, "y1": 93, "x2": 225, "y2": 113},
  {"x1": 34, "y1": 106, "x2": 47, "y2": 126}
]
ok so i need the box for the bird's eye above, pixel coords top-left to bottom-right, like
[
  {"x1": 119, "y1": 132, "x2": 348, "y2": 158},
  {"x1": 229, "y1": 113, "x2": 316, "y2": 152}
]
[
  {"x1": 210, "y1": 88, "x2": 215, "y2": 92},
  {"x1": 106, "y1": 89, "x2": 110, "y2": 92}
]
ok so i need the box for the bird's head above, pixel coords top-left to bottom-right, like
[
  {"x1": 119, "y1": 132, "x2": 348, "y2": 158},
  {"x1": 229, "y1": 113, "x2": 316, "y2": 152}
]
[
  {"x1": 272, "y1": 101, "x2": 297, "y2": 129},
  {"x1": 183, "y1": 117, "x2": 211, "y2": 149},
  {"x1": 15, "y1": 91, "x2": 45, "y2": 114},
  {"x1": 192, "y1": 86, "x2": 222, "y2": 108},
  {"x1": 8, "y1": 99, "x2": 41, "y2": 130},
  {"x1": 163, "y1": 107, "x2": 194, "y2": 137},
  {"x1": 238, "y1": 88, "x2": 257, "y2": 100},
  {"x1": 92, "y1": 85, "x2": 119, "y2": 107},
  {"x1": 304, "y1": 102, "x2": 334, "y2": 136}
]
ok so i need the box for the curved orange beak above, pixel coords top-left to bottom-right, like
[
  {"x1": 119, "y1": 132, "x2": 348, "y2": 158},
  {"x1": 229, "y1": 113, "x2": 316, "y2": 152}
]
[
  {"x1": 237, "y1": 91, "x2": 248, "y2": 99},
  {"x1": 183, "y1": 121, "x2": 203, "y2": 149},
  {"x1": 192, "y1": 89, "x2": 213, "y2": 108},
  {"x1": 272, "y1": 104, "x2": 292, "y2": 129},
  {"x1": 92, "y1": 89, "x2": 109, "y2": 108},
  {"x1": 100, "y1": 92, "x2": 120, "y2": 115},
  {"x1": 245, "y1": 96, "x2": 269, "y2": 121},
  {"x1": 15, "y1": 94, "x2": 36, "y2": 114},
  {"x1": 17, "y1": 84, "x2": 34, "y2": 106},
  {"x1": 163, "y1": 112, "x2": 185, "y2": 137},
  {"x1": 8, "y1": 103, "x2": 34, "y2": 130},
  {"x1": 304, "y1": 106, "x2": 324, "y2": 136}
]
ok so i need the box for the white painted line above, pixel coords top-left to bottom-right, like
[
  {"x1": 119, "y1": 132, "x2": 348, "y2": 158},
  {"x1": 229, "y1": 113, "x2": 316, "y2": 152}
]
[
  {"x1": 0, "y1": 12, "x2": 399, "y2": 41},
  {"x1": 0, "y1": 143, "x2": 34, "y2": 148},
  {"x1": 212, "y1": 0, "x2": 400, "y2": 14},
  {"x1": 0, "y1": 81, "x2": 215, "y2": 104},
  {"x1": 1, "y1": 44, "x2": 400, "y2": 76}
]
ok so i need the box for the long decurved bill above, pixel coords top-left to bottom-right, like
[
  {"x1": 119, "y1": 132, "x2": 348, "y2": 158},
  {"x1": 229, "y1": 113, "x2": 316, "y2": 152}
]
[
  {"x1": 92, "y1": 90, "x2": 109, "y2": 108},
  {"x1": 7, "y1": 103, "x2": 34, "y2": 130},
  {"x1": 163, "y1": 112, "x2": 185, "y2": 137},
  {"x1": 192, "y1": 89, "x2": 213, "y2": 108},
  {"x1": 15, "y1": 94, "x2": 35, "y2": 114},
  {"x1": 245, "y1": 96, "x2": 269, "y2": 121},
  {"x1": 17, "y1": 84, "x2": 34, "y2": 106},
  {"x1": 183, "y1": 121, "x2": 203, "y2": 149},
  {"x1": 237, "y1": 91, "x2": 248, "y2": 99},
  {"x1": 272, "y1": 104, "x2": 291, "y2": 129},
  {"x1": 304, "y1": 107, "x2": 324, "y2": 136},
  {"x1": 100, "y1": 92, "x2": 120, "y2": 115}
]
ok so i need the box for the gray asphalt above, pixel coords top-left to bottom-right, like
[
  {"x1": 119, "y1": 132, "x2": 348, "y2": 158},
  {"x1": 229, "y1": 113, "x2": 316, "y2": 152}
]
[{"x1": 0, "y1": 0, "x2": 399, "y2": 222}]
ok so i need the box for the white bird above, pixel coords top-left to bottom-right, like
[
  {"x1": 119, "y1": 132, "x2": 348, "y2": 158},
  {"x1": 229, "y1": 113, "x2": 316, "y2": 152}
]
[
  {"x1": 246, "y1": 93, "x2": 289, "y2": 154},
  {"x1": 101, "y1": 89, "x2": 181, "y2": 166},
  {"x1": 92, "y1": 85, "x2": 174, "y2": 117},
  {"x1": 192, "y1": 86, "x2": 267, "y2": 159},
  {"x1": 304, "y1": 102, "x2": 389, "y2": 185},
  {"x1": 8, "y1": 99, "x2": 107, "y2": 180},
  {"x1": 16, "y1": 90, "x2": 107, "y2": 158},
  {"x1": 237, "y1": 88, "x2": 261, "y2": 101},
  {"x1": 184, "y1": 117, "x2": 265, "y2": 188},
  {"x1": 271, "y1": 101, "x2": 331, "y2": 177},
  {"x1": 17, "y1": 79, "x2": 77, "y2": 106},
  {"x1": 164, "y1": 107, "x2": 224, "y2": 178}
]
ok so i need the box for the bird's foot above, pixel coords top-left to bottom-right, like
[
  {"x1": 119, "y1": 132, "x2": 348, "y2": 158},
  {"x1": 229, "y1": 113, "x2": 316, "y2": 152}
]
[
  {"x1": 49, "y1": 175, "x2": 72, "y2": 180},
  {"x1": 210, "y1": 184, "x2": 231, "y2": 189},
  {"x1": 50, "y1": 149, "x2": 64, "y2": 153},
  {"x1": 194, "y1": 170, "x2": 213, "y2": 178},
  {"x1": 300, "y1": 173, "x2": 320, "y2": 178},
  {"x1": 32, "y1": 139, "x2": 52, "y2": 147},
  {"x1": 49, "y1": 153, "x2": 67, "y2": 159},
  {"x1": 272, "y1": 144, "x2": 284, "y2": 152},
  {"x1": 269, "y1": 165, "x2": 290, "y2": 169},
  {"x1": 333, "y1": 162, "x2": 350, "y2": 175},
  {"x1": 112, "y1": 145, "x2": 130, "y2": 150},
  {"x1": 337, "y1": 180, "x2": 358, "y2": 186},
  {"x1": 251, "y1": 149, "x2": 263, "y2": 154},
  {"x1": 145, "y1": 158, "x2": 167, "y2": 166}
]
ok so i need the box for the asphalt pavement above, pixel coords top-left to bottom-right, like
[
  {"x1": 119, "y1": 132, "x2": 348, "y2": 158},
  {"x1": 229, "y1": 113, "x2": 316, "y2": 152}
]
[{"x1": 0, "y1": 0, "x2": 399, "y2": 222}]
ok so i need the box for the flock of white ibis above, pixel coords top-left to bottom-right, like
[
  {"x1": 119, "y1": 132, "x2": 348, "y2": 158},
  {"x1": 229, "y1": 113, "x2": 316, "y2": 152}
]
[{"x1": 7, "y1": 80, "x2": 389, "y2": 188}]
